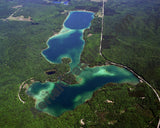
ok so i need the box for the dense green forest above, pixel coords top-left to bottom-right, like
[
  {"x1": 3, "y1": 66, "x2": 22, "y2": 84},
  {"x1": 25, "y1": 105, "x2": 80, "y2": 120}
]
[
  {"x1": 81, "y1": 16, "x2": 106, "y2": 66},
  {"x1": 101, "y1": 0, "x2": 160, "y2": 91},
  {"x1": 0, "y1": 0, "x2": 159, "y2": 127}
]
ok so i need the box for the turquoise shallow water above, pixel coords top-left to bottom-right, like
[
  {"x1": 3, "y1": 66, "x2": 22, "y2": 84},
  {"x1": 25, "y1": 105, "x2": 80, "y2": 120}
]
[
  {"x1": 27, "y1": 11, "x2": 139, "y2": 117},
  {"x1": 42, "y1": 11, "x2": 94, "y2": 69}
]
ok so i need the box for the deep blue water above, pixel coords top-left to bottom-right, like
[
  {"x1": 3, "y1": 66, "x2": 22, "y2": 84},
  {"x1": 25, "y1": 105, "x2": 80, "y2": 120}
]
[
  {"x1": 42, "y1": 11, "x2": 94, "y2": 68},
  {"x1": 53, "y1": 1, "x2": 69, "y2": 5},
  {"x1": 42, "y1": 67, "x2": 137, "y2": 116},
  {"x1": 42, "y1": 30, "x2": 84, "y2": 68},
  {"x1": 28, "y1": 65, "x2": 139, "y2": 117},
  {"x1": 28, "y1": 11, "x2": 139, "y2": 117},
  {"x1": 64, "y1": 11, "x2": 94, "y2": 29}
]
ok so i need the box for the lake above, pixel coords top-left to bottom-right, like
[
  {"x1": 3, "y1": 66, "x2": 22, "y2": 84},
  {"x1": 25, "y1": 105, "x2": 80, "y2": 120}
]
[{"x1": 27, "y1": 11, "x2": 139, "y2": 117}]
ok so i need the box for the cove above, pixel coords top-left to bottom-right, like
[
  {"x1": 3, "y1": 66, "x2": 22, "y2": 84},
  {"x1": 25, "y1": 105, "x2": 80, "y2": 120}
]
[{"x1": 27, "y1": 11, "x2": 139, "y2": 117}]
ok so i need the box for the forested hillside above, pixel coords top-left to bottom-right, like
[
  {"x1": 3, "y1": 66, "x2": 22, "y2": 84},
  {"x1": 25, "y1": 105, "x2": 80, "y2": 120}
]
[{"x1": 102, "y1": 0, "x2": 160, "y2": 90}]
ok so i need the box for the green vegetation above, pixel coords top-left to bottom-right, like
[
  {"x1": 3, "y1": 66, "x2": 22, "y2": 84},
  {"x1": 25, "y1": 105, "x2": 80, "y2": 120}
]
[
  {"x1": 102, "y1": 0, "x2": 160, "y2": 90},
  {"x1": 13, "y1": 82, "x2": 160, "y2": 128},
  {"x1": 81, "y1": 33, "x2": 105, "y2": 66},
  {"x1": 0, "y1": 0, "x2": 16, "y2": 18},
  {"x1": 0, "y1": 1, "x2": 103, "y2": 127},
  {"x1": 0, "y1": 0, "x2": 159, "y2": 127},
  {"x1": 79, "y1": 83, "x2": 160, "y2": 128},
  {"x1": 81, "y1": 16, "x2": 106, "y2": 66},
  {"x1": 61, "y1": 57, "x2": 72, "y2": 64},
  {"x1": 70, "y1": 0, "x2": 102, "y2": 12},
  {"x1": 0, "y1": 0, "x2": 68, "y2": 127},
  {"x1": 58, "y1": 83, "x2": 159, "y2": 128}
]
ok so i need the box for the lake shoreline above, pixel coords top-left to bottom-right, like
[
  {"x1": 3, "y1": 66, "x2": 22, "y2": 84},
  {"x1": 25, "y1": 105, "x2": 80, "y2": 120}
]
[{"x1": 25, "y1": 11, "x2": 139, "y2": 117}]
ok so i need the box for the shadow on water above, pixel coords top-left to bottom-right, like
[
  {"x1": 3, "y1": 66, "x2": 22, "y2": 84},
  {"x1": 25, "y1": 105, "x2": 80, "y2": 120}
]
[{"x1": 27, "y1": 11, "x2": 139, "y2": 117}]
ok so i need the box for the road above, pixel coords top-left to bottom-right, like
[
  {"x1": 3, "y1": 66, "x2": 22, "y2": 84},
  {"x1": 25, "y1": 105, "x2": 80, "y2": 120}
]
[
  {"x1": 18, "y1": 78, "x2": 33, "y2": 104},
  {"x1": 99, "y1": 0, "x2": 105, "y2": 56},
  {"x1": 99, "y1": 0, "x2": 160, "y2": 127},
  {"x1": 18, "y1": 80, "x2": 26, "y2": 104}
]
